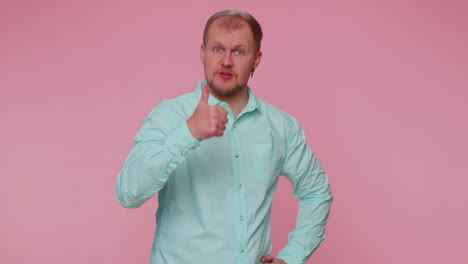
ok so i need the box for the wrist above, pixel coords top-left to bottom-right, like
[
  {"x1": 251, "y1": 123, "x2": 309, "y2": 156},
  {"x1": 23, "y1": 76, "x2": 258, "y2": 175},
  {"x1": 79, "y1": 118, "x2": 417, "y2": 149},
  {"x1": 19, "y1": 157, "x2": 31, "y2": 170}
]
[{"x1": 186, "y1": 118, "x2": 202, "y2": 140}]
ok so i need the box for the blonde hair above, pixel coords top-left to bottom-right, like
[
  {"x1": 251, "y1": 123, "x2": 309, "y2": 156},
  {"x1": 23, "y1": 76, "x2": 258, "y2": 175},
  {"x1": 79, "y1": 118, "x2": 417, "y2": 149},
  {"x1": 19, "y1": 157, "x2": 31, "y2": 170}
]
[{"x1": 203, "y1": 10, "x2": 263, "y2": 52}]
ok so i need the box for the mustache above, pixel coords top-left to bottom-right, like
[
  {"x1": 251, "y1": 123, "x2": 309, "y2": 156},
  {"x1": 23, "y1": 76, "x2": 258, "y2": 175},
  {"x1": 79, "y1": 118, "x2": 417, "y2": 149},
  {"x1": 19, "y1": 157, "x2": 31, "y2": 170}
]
[{"x1": 216, "y1": 69, "x2": 235, "y2": 74}]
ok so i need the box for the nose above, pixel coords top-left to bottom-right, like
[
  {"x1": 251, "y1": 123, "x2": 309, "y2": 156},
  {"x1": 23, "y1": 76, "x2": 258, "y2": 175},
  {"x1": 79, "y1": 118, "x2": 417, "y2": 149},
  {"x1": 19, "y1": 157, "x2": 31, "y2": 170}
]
[{"x1": 221, "y1": 52, "x2": 233, "y2": 68}]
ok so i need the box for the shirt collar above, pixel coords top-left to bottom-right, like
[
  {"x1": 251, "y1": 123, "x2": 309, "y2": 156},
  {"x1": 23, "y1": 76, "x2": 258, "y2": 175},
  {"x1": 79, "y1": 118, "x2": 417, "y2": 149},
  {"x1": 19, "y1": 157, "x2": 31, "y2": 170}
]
[{"x1": 195, "y1": 80, "x2": 262, "y2": 113}]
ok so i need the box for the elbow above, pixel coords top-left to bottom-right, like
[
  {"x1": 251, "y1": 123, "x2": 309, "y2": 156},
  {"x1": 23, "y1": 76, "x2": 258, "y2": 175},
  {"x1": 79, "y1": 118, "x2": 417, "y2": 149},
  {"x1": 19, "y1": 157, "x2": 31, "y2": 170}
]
[
  {"x1": 298, "y1": 182, "x2": 333, "y2": 202},
  {"x1": 115, "y1": 180, "x2": 143, "y2": 209},
  {"x1": 115, "y1": 163, "x2": 161, "y2": 209},
  {"x1": 116, "y1": 191, "x2": 143, "y2": 209}
]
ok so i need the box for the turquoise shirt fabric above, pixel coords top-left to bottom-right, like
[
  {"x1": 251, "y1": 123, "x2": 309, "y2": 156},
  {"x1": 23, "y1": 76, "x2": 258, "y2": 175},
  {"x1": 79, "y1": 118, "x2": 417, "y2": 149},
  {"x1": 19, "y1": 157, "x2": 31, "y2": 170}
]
[{"x1": 116, "y1": 81, "x2": 333, "y2": 264}]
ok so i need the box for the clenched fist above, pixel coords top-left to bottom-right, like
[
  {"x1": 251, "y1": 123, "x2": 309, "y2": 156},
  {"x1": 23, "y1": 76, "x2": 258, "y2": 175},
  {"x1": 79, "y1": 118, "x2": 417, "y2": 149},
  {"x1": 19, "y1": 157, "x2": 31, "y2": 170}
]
[{"x1": 187, "y1": 84, "x2": 229, "y2": 140}]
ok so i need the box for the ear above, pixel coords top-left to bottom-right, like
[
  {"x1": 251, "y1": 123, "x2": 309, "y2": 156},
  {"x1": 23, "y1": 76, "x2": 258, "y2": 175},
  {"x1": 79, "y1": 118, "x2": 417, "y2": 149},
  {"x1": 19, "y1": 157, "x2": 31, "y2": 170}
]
[
  {"x1": 253, "y1": 50, "x2": 262, "y2": 70},
  {"x1": 200, "y1": 44, "x2": 205, "y2": 63}
]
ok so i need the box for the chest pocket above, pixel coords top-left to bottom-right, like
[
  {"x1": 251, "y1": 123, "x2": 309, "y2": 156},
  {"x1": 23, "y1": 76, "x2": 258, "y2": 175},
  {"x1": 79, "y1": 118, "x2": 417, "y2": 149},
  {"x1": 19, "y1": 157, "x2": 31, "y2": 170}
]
[{"x1": 250, "y1": 144, "x2": 281, "y2": 185}]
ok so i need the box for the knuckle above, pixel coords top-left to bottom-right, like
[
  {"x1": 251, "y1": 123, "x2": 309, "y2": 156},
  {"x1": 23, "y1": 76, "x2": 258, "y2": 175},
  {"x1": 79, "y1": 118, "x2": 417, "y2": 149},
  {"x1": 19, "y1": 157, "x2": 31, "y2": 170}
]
[{"x1": 210, "y1": 126, "x2": 218, "y2": 134}]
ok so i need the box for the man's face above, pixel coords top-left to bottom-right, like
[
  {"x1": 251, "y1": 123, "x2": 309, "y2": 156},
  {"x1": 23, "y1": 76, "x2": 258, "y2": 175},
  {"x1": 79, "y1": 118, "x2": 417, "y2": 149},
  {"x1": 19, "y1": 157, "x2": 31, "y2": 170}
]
[{"x1": 201, "y1": 19, "x2": 262, "y2": 98}]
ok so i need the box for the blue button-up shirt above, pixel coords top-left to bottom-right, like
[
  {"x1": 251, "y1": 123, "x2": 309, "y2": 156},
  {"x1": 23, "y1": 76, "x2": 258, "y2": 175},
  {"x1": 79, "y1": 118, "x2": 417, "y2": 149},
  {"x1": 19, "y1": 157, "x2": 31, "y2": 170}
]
[{"x1": 116, "y1": 81, "x2": 333, "y2": 264}]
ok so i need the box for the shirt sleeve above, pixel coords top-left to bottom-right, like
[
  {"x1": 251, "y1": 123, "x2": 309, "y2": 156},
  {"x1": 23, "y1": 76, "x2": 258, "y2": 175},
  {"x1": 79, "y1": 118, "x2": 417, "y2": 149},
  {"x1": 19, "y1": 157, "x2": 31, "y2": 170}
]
[
  {"x1": 116, "y1": 102, "x2": 200, "y2": 209},
  {"x1": 277, "y1": 120, "x2": 333, "y2": 264}
]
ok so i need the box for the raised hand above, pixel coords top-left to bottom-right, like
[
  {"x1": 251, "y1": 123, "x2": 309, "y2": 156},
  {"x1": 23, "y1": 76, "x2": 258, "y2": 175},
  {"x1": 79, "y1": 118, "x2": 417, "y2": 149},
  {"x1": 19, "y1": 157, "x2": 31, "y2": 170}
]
[{"x1": 187, "y1": 84, "x2": 229, "y2": 140}]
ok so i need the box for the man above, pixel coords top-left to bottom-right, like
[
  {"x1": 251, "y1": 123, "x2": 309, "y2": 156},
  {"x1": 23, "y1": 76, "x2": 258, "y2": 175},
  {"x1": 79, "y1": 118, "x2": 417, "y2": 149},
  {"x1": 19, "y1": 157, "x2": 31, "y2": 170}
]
[{"x1": 116, "y1": 10, "x2": 333, "y2": 264}]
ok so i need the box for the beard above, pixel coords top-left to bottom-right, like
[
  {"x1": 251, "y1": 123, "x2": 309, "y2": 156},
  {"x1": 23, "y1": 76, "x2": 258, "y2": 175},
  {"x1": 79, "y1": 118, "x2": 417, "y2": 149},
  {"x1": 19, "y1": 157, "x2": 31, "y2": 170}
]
[{"x1": 207, "y1": 78, "x2": 244, "y2": 98}]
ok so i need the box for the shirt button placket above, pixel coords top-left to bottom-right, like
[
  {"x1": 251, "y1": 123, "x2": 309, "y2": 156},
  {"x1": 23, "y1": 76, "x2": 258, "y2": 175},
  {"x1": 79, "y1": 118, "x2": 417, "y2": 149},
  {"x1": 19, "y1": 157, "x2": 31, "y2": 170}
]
[{"x1": 231, "y1": 121, "x2": 247, "y2": 261}]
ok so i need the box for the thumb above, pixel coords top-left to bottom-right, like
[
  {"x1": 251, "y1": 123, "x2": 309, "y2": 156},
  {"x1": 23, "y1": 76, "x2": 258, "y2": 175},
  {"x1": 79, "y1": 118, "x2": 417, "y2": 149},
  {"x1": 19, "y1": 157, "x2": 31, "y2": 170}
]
[{"x1": 200, "y1": 84, "x2": 210, "y2": 105}]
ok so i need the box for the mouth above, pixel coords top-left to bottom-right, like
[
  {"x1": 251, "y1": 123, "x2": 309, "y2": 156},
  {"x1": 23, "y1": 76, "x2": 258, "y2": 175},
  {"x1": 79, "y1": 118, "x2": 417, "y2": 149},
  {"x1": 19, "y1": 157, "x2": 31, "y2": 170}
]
[{"x1": 218, "y1": 71, "x2": 234, "y2": 80}]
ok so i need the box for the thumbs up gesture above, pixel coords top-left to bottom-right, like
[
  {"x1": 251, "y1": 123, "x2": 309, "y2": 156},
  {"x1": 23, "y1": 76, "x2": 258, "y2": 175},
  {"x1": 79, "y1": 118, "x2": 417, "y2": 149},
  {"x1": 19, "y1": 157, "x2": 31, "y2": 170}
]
[{"x1": 187, "y1": 84, "x2": 229, "y2": 140}]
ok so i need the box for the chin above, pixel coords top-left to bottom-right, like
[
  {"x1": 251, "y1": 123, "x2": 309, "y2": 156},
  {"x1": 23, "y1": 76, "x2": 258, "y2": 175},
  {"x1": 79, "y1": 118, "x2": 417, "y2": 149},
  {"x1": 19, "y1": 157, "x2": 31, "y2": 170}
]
[{"x1": 209, "y1": 82, "x2": 242, "y2": 98}]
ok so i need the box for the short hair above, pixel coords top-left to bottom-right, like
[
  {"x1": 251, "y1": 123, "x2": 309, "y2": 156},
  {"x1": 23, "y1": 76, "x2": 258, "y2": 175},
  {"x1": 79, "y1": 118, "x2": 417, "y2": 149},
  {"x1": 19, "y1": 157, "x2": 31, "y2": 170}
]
[{"x1": 203, "y1": 10, "x2": 263, "y2": 52}]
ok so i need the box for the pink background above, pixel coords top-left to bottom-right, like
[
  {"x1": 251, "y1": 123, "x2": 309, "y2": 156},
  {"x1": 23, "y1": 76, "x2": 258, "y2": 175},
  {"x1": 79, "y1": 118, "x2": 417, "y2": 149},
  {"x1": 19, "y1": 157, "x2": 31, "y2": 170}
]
[{"x1": 2, "y1": 0, "x2": 467, "y2": 263}]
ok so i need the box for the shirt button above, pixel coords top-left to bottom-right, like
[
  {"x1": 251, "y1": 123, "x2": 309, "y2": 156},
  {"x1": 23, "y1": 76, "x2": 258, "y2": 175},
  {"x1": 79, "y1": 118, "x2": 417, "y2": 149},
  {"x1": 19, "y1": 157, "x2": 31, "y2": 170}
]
[
  {"x1": 240, "y1": 215, "x2": 244, "y2": 221},
  {"x1": 181, "y1": 151, "x2": 187, "y2": 156},
  {"x1": 232, "y1": 124, "x2": 236, "y2": 128},
  {"x1": 240, "y1": 248, "x2": 245, "y2": 252},
  {"x1": 237, "y1": 184, "x2": 242, "y2": 189},
  {"x1": 190, "y1": 143, "x2": 196, "y2": 149},
  {"x1": 234, "y1": 153, "x2": 239, "y2": 158},
  {"x1": 166, "y1": 170, "x2": 171, "y2": 174}
]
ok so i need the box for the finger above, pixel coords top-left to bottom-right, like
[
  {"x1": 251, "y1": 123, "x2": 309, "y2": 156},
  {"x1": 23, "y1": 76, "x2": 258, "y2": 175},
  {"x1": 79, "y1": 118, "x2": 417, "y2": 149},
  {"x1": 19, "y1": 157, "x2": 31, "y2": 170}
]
[
  {"x1": 200, "y1": 84, "x2": 209, "y2": 105},
  {"x1": 219, "y1": 107, "x2": 229, "y2": 117},
  {"x1": 220, "y1": 115, "x2": 228, "y2": 124},
  {"x1": 210, "y1": 106, "x2": 228, "y2": 122},
  {"x1": 217, "y1": 122, "x2": 226, "y2": 131},
  {"x1": 214, "y1": 106, "x2": 229, "y2": 122},
  {"x1": 214, "y1": 105, "x2": 228, "y2": 113},
  {"x1": 261, "y1": 255, "x2": 274, "y2": 263}
]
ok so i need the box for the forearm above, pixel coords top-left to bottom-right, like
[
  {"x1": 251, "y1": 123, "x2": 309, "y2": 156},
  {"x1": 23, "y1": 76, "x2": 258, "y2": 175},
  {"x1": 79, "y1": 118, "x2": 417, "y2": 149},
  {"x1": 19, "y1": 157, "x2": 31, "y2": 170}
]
[
  {"x1": 277, "y1": 183, "x2": 333, "y2": 264},
  {"x1": 116, "y1": 107, "x2": 199, "y2": 208},
  {"x1": 116, "y1": 142, "x2": 174, "y2": 208}
]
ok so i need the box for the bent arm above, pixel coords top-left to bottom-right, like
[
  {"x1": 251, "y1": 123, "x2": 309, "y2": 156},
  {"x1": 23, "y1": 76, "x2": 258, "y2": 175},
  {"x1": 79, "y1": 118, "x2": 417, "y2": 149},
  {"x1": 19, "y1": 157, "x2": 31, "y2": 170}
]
[
  {"x1": 277, "y1": 122, "x2": 333, "y2": 264},
  {"x1": 116, "y1": 103, "x2": 199, "y2": 208}
]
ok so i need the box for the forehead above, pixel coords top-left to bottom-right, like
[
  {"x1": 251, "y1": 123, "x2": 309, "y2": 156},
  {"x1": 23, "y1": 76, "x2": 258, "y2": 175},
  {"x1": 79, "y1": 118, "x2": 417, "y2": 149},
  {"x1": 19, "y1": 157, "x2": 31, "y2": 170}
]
[
  {"x1": 206, "y1": 17, "x2": 254, "y2": 45},
  {"x1": 212, "y1": 16, "x2": 250, "y2": 32}
]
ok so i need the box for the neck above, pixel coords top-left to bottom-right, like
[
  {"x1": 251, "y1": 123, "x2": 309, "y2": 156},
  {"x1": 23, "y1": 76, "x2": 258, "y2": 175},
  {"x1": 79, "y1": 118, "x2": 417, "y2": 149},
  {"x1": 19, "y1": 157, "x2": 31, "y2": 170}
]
[{"x1": 211, "y1": 88, "x2": 249, "y2": 119}]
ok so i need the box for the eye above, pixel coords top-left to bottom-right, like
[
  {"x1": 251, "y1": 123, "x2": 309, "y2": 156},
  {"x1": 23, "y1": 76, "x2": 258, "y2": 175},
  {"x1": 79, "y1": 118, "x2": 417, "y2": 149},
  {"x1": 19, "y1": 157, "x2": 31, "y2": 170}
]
[
  {"x1": 214, "y1": 47, "x2": 223, "y2": 52},
  {"x1": 234, "y1": 50, "x2": 244, "y2": 55}
]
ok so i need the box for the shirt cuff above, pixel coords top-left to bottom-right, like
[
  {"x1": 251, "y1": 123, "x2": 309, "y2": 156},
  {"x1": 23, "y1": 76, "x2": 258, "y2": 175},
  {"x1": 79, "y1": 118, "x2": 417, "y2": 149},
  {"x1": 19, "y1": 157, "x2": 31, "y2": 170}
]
[
  {"x1": 166, "y1": 120, "x2": 200, "y2": 160},
  {"x1": 276, "y1": 254, "x2": 302, "y2": 264},
  {"x1": 277, "y1": 246, "x2": 304, "y2": 264}
]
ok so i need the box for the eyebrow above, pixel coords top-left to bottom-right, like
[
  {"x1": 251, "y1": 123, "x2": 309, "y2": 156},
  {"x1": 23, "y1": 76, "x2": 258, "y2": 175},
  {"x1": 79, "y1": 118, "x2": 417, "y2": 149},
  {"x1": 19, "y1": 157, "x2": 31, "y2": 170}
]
[{"x1": 210, "y1": 42, "x2": 248, "y2": 50}]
